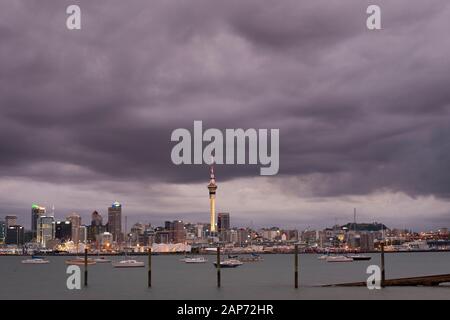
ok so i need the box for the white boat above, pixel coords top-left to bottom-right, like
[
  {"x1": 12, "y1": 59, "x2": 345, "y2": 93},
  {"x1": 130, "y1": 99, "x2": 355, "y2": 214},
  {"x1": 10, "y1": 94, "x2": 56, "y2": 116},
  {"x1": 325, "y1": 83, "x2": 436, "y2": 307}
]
[
  {"x1": 184, "y1": 257, "x2": 208, "y2": 263},
  {"x1": 94, "y1": 257, "x2": 112, "y2": 263},
  {"x1": 21, "y1": 258, "x2": 50, "y2": 264},
  {"x1": 317, "y1": 255, "x2": 329, "y2": 260},
  {"x1": 326, "y1": 256, "x2": 353, "y2": 263},
  {"x1": 214, "y1": 259, "x2": 243, "y2": 268},
  {"x1": 112, "y1": 259, "x2": 145, "y2": 268}
]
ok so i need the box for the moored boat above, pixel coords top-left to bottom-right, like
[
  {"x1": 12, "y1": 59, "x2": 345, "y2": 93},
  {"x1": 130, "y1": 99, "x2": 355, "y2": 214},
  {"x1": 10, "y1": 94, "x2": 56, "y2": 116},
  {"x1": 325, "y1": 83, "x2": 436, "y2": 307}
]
[
  {"x1": 21, "y1": 258, "x2": 50, "y2": 264},
  {"x1": 184, "y1": 257, "x2": 208, "y2": 263},
  {"x1": 213, "y1": 259, "x2": 243, "y2": 268},
  {"x1": 326, "y1": 256, "x2": 353, "y2": 263},
  {"x1": 94, "y1": 257, "x2": 112, "y2": 263},
  {"x1": 112, "y1": 259, "x2": 145, "y2": 268}
]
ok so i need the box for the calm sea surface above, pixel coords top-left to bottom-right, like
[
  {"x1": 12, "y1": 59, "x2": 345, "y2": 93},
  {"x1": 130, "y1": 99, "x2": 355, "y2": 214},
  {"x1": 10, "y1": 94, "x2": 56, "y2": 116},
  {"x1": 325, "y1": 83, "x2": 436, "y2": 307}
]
[{"x1": 0, "y1": 252, "x2": 449, "y2": 299}]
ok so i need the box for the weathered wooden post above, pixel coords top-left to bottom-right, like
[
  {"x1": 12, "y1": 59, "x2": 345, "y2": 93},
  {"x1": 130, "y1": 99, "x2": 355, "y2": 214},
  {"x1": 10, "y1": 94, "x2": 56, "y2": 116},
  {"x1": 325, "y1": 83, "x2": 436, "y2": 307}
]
[
  {"x1": 148, "y1": 247, "x2": 152, "y2": 288},
  {"x1": 217, "y1": 247, "x2": 221, "y2": 288},
  {"x1": 84, "y1": 248, "x2": 88, "y2": 287},
  {"x1": 381, "y1": 242, "x2": 386, "y2": 288},
  {"x1": 294, "y1": 244, "x2": 299, "y2": 289}
]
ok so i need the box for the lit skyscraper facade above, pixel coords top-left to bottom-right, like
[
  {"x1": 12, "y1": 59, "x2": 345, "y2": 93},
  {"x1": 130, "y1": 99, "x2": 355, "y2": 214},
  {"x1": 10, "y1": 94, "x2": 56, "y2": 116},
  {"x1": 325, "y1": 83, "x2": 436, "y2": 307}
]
[
  {"x1": 6, "y1": 226, "x2": 24, "y2": 246},
  {"x1": 108, "y1": 202, "x2": 122, "y2": 242},
  {"x1": 55, "y1": 221, "x2": 72, "y2": 241},
  {"x1": 31, "y1": 205, "x2": 46, "y2": 239},
  {"x1": 207, "y1": 163, "x2": 218, "y2": 233},
  {"x1": 66, "y1": 213, "x2": 81, "y2": 244},
  {"x1": 37, "y1": 216, "x2": 55, "y2": 248}
]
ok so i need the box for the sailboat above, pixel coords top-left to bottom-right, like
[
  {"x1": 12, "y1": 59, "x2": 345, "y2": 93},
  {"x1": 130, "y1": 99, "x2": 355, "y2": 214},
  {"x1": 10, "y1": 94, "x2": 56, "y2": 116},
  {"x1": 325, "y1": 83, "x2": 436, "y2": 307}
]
[{"x1": 112, "y1": 225, "x2": 144, "y2": 268}]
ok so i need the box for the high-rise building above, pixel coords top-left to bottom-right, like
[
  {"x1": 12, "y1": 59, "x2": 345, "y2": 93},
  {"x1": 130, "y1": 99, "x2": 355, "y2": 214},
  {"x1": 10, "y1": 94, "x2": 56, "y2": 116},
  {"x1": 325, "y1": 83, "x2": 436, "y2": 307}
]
[
  {"x1": 164, "y1": 220, "x2": 186, "y2": 244},
  {"x1": 5, "y1": 225, "x2": 24, "y2": 245},
  {"x1": 207, "y1": 163, "x2": 218, "y2": 233},
  {"x1": 172, "y1": 220, "x2": 186, "y2": 243},
  {"x1": 88, "y1": 211, "x2": 106, "y2": 242},
  {"x1": 37, "y1": 216, "x2": 55, "y2": 248},
  {"x1": 66, "y1": 213, "x2": 81, "y2": 244},
  {"x1": 218, "y1": 213, "x2": 230, "y2": 232},
  {"x1": 79, "y1": 225, "x2": 88, "y2": 244},
  {"x1": 5, "y1": 215, "x2": 18, "y2": 228},
  {"x1": 108, "y1": 202, "x2": 122, "y2": 242},
  {"x1": 55, "y1": 221, "x2": 72, "y2": 241},
  {"x1": 0, "y1": 220, "x2": 6, "y2": 243},
  {"x1": 31, "y1": 205, "x2": 46, "y2": 239}
]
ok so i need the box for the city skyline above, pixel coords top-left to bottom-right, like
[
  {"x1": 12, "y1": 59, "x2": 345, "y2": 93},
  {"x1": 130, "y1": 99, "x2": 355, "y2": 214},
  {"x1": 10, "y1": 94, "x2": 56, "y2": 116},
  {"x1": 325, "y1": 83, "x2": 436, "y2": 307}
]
[{"x1": 1, "y1": 0, "x2": 450, "y2": 231}]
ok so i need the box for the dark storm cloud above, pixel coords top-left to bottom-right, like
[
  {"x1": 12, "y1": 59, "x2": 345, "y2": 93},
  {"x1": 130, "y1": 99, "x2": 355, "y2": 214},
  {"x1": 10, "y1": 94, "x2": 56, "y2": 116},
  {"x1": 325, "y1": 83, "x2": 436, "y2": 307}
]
[{"x1": 1, "y1": 0, "x2": 450, "y2": 203}]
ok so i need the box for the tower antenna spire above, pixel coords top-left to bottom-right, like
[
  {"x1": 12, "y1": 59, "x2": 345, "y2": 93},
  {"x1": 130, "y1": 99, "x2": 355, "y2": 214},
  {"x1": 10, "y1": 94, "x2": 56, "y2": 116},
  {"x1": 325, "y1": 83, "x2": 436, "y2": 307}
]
[{"x1": 208, "y1": 157, "x2": 218, "y2": 234}]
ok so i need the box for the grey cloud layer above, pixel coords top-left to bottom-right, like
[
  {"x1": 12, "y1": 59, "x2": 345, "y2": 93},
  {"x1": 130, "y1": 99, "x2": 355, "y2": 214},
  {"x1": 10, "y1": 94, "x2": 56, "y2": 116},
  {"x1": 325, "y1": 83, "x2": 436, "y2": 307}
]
[{"x1": 1, "y1": 0, "x2": 450, "y2": 205}]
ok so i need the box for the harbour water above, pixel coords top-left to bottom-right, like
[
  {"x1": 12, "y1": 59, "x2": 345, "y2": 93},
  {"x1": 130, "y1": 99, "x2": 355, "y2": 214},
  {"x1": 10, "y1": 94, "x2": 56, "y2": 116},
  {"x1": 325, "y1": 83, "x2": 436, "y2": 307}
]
[{"x1": 0, "y1": 252, "x2": 449, "y2": 299}]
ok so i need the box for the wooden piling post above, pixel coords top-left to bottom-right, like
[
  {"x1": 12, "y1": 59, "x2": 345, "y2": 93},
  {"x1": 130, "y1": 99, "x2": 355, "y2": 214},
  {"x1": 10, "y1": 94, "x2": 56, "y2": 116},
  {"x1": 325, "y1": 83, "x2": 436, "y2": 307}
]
[
  {"x1": 148, "y1": 247, "x2": 152, "y2": 288},
  {"x1": 381, "y1": 242, "x2": 386, "y2": 288},
  {"x1": 84, "y1": 248, "x2": 88, "y2": 287},
  {"x1": 217, "y1": 247, "x2": 221, "y2": 288},
  {"x1": 294, "y1": 244, "x2": 299, "y2": 289}
]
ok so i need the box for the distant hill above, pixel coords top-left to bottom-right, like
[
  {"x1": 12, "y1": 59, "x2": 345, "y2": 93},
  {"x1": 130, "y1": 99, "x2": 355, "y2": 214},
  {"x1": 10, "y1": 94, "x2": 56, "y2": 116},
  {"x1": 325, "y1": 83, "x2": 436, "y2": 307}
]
[{"x1": 341, "y1": 223, "x2": 388, "y2": 232}]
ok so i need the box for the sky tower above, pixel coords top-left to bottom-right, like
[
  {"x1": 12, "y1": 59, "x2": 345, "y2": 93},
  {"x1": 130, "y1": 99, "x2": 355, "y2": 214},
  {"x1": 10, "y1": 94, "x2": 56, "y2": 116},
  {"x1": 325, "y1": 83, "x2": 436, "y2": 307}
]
[{"x1": 207, "y1": 160, "x2": 218, "y2": 233}]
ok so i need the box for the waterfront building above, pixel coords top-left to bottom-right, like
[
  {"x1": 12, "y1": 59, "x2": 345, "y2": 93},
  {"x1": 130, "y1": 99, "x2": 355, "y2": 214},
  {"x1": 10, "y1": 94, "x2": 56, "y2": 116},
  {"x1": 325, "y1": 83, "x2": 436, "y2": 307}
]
[
  {"x1": 155, "y1": 230, "x2": 170, "y2": 244},
  {"x1": 66, "y1": 213, "x2": 81, "y2": 244},
  {"x1": 0, "y1": 220, "x2": 5, "y2": 244},
  {"x1": 130, "y1": 223, "x2": 145, "y2": 245},
  {"x1": 5, "y1": 225, "x2": 24, "y2": 246},
  {"x1": 5, "y1": 215, "x2": 18, "y2": 228},
  {"x1": 31, "y1": 205, "x2": 46, "y2": 239},
  {"x1": 108, "y1": 202, "x2": 122, "y2": 242},
  {"x1": 207, "y1": 163, "x2": 218, "y2": 233},
  {"x1": 100, "y1": 232, "x2": 113, "y2": 248},
  {"x1": 360, "y1": 232, "x2": 375, "y2": 252},
  {"x1": 37, "y1": 216, "x2": 55, "y2": 248},
  {"x1": 55, "y1": 220, "x2": 72, "y2": 241}
]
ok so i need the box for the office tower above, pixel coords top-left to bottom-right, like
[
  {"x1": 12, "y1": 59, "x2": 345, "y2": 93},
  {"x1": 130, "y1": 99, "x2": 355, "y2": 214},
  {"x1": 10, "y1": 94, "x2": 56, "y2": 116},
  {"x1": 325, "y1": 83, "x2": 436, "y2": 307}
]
[
  {"x1": 88, "y1": 211, "x2": 106, "y2": 242},
  {"x1": 172, "y1": 220, "x2": 186, "y2": 243},
  {"x1": 5, "y1": 225, "x2": 24, "y2": 246},
  {"x1": 108, "y1": 201, "x2": 122, "y2": 242},
  {"x1": 217, "y1": 213, "x2": 230, "y2": 232},
  {"x1": 164, "y1": 220, "x2": 186, "y2": 244},
  {"x1": 31, "y1": 205, "x2": 46, "y2": 239},
  {"x1": 207, "y1": 163, "x2": 218, "y2": 233},
  {"x1": 0, "y1": 220, "x2": 6, "y2": 243},
  {"x1": 79, "y1": 226, "x2": 87, "y2": 244},
  {"x1": 55, "y1": 221, "x2": 72, "y2": 241},
  {"x1": 5, "y1": 215, "x2": 18, "y2": 228},
  {"x1": 37, "y1": 216, "x2": 55, "y2": 248},
  {"x1": 66, "y1": 213, "x2": 81, "y2": 244}
]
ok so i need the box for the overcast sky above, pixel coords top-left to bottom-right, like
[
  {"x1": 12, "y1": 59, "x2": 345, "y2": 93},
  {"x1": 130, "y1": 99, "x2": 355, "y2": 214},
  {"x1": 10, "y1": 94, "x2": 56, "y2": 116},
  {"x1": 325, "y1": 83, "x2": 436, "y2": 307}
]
[{"x1": 1, "y1": 0, "x2": 450, "y2": 231}]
